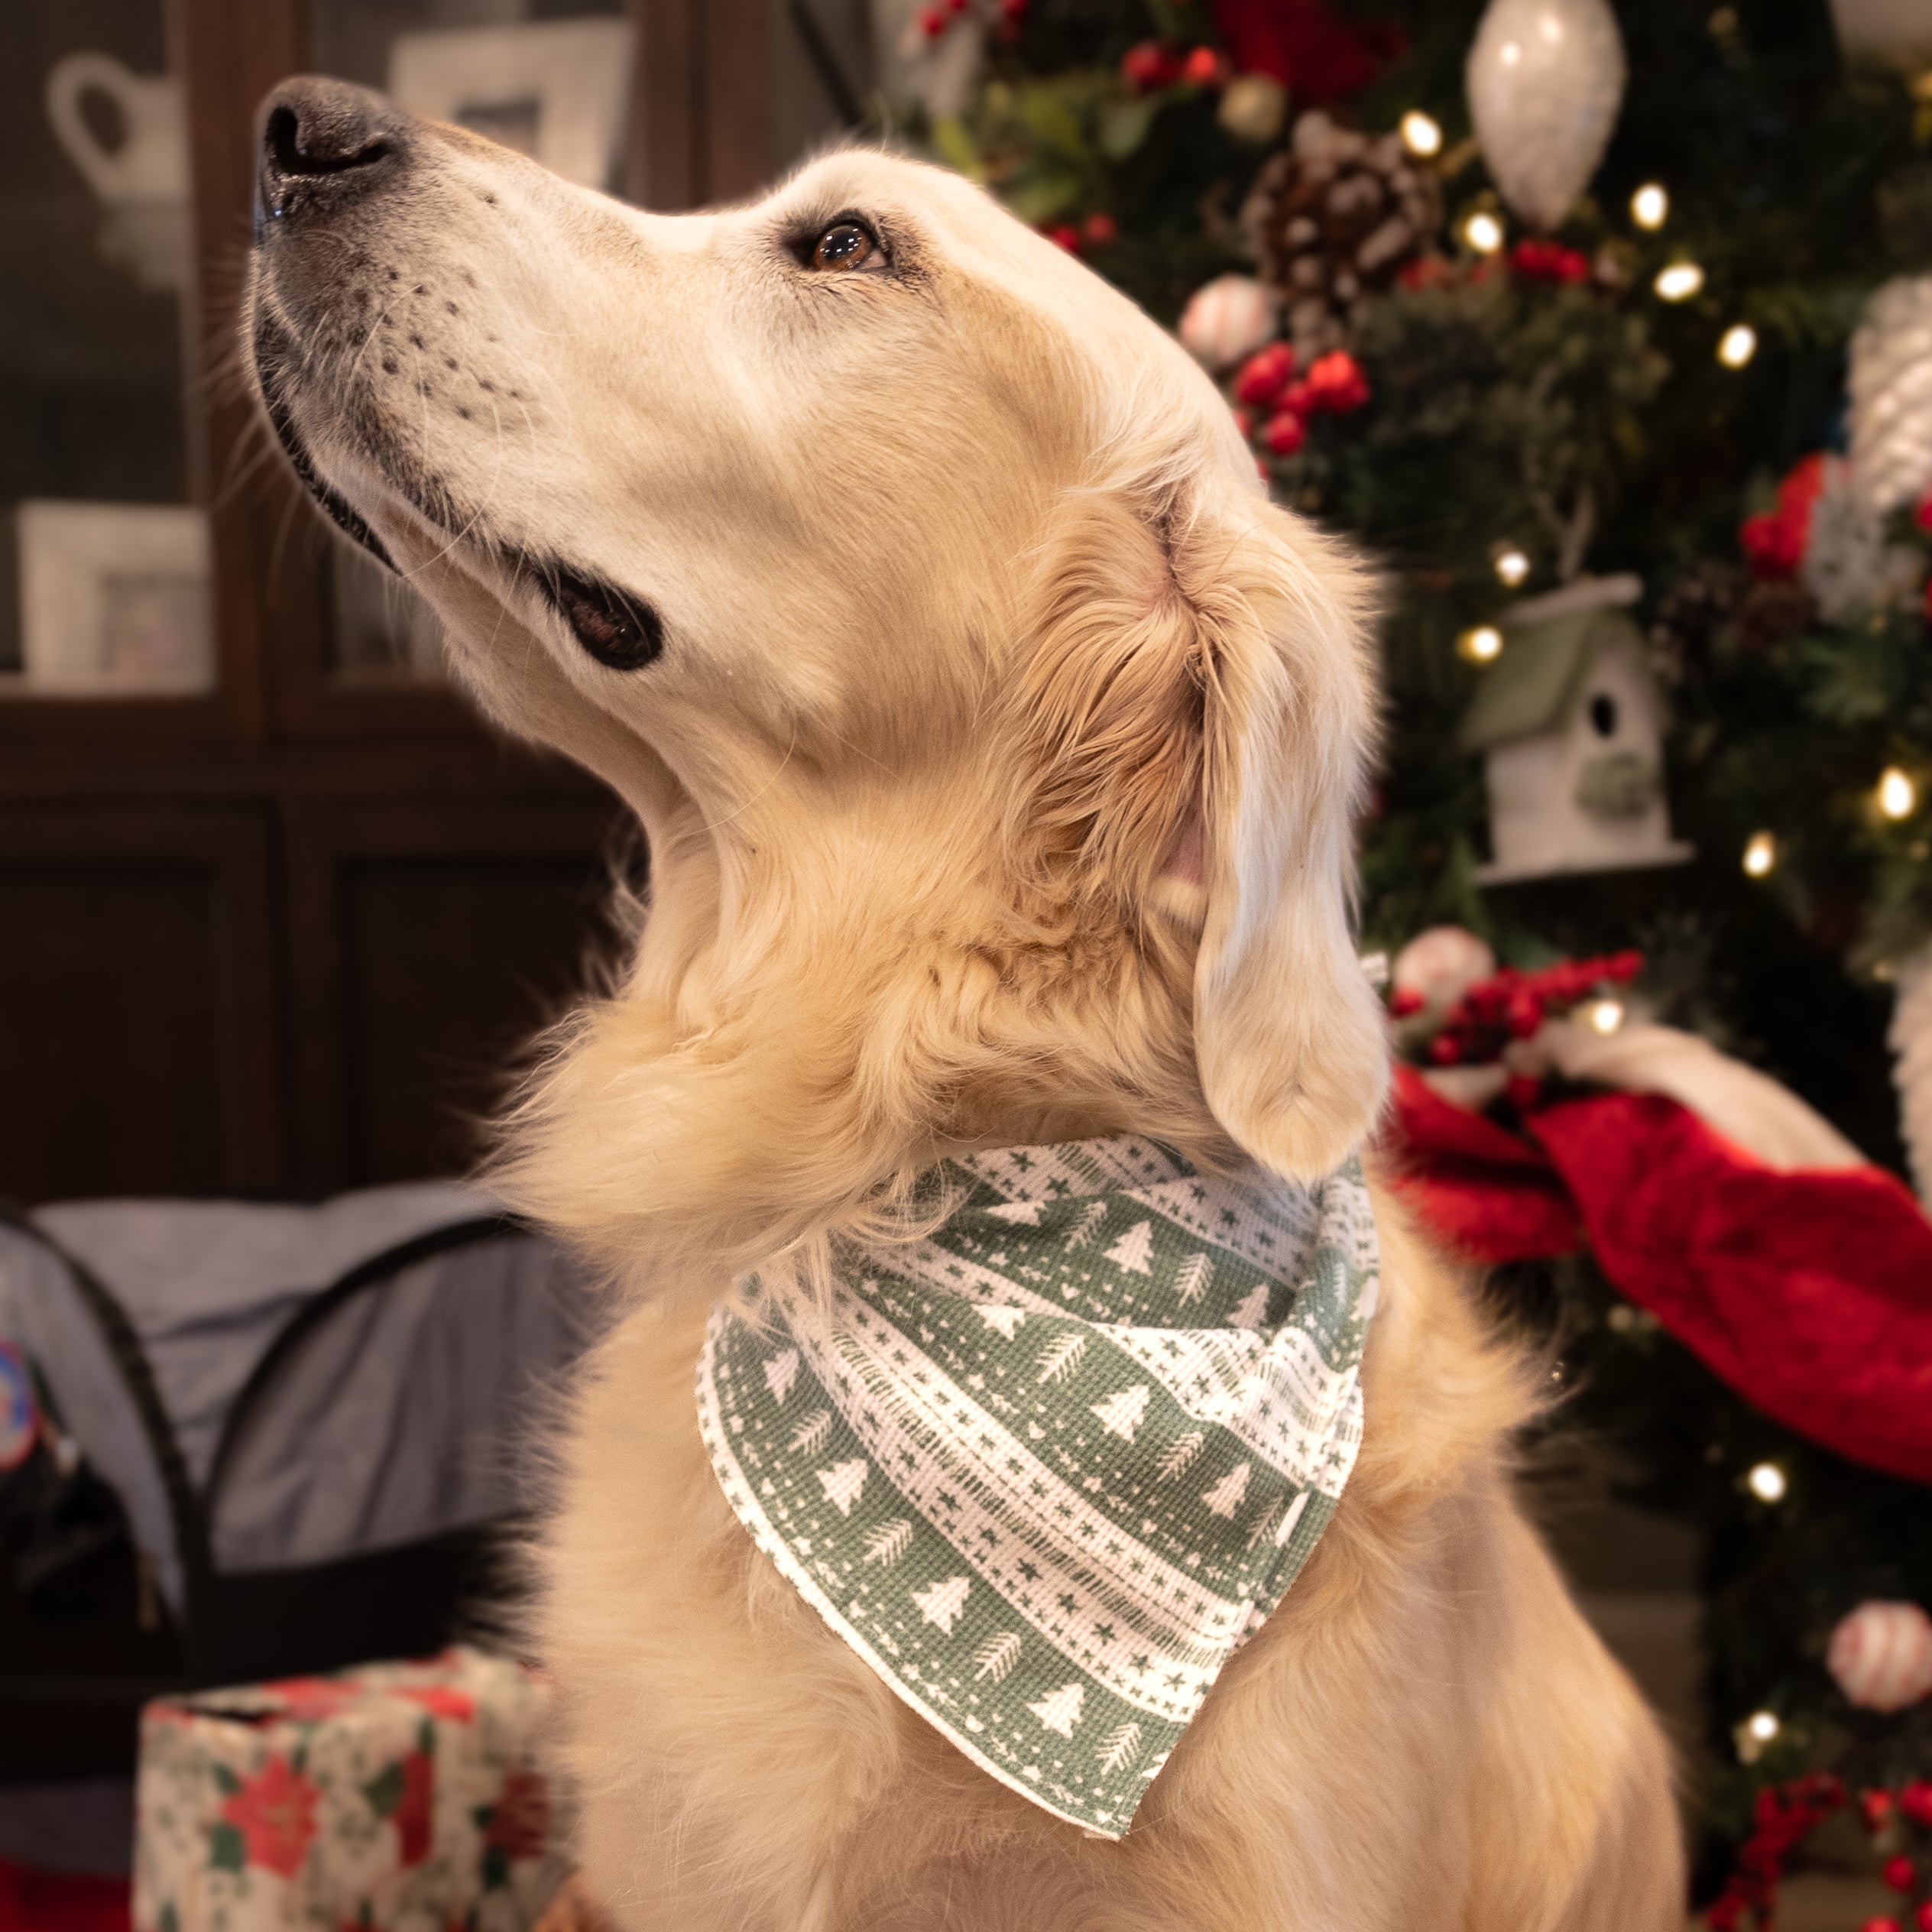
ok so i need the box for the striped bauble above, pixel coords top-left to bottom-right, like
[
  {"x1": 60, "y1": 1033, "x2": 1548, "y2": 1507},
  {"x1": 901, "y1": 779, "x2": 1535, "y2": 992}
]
[{"x1": 1827, "y1": 1600, "x2": 1932, "y2": 1713}]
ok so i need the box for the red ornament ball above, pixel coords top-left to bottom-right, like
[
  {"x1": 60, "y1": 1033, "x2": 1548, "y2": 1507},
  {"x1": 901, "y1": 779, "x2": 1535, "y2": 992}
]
[
  {"x1": 1860, "y1": 1920, "x2": 1903, "y2": 1932},
  {"x1": 1303, "y1": 348, "x2": 1371, "y2": 414},
  {"x1": 1263, "y1": 410, "x2": 1305, "y2": 455},
  {"x1": 1044, "y1": 223, "x2": 1081, "y2": 254},
  {"x1": 1081, "y1": 211, "x2": 1117, "y2": 248},
  {"x1": 1915, "y1": 1905, "x2": 1932, "y2": 1932},
  {"x1": 1233, "y1": 341, "x2": 1296, "y2": 406},
  {"x1": 1865, "y1": 1788, "x2": 1898, "y2": 1833},
  {"x1": 1740, "y1": 510, "x2": 1804, "y2": 580},
  {"x1": 1885, "y1": 1856, "x2": 1917, "y2": 1893},
  {"x1": 1511, "y1": 237, "x2": 1591, "y2": 284},
  {"x1": 1904, "y1": 1781, "x2": 1932, "y2": 1828},
  {"x1": 918, "y1": 5, "x2": 947, "y2": 37},
  {"x1": 1915, "y1": 488, "x2": 1932, "y2": 533},
  {"x1": 1120, "y1": 40, "x2": 1180, "y2": 92},
  {"x1": 1180, "y1": 45, "x2": 1228, "y2": 87}
]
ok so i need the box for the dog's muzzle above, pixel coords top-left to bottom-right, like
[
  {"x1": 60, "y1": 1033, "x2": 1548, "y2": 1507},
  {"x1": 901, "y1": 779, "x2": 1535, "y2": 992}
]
[
  {"x1": 249, "y1": 77, "x2": 422, "y2": 568},
  {"x1": 254, "y1": 75, "x2": 410, "y2": 239}
]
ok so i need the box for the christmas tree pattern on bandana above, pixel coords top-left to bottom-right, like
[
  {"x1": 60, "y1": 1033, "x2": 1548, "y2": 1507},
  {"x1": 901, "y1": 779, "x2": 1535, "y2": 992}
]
[{"x1": 696, "y1": 1135, "x2": 1379, "y2": 1837}]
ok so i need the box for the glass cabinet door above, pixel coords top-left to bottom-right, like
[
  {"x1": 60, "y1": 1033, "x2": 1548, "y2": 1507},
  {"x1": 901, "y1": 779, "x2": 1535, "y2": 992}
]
[
  {"x1": 304, "y1": 0, "x2": 634, "y2": 689},
  {"x1": 1, "y1": 1, "x2": 207, "y2": 699}
]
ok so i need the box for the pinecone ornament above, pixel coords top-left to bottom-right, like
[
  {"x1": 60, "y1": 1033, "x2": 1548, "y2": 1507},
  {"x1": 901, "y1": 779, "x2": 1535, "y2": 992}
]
[
  {"x1": 1241, "y1": 111, "x2": 1442, "y2": 360},
  {"x1": 1649, "y1": 561, "x2": 1745, "y2": 686},
  {"x1": 1735, "y1": 579, "x2": 1819, "y2": 654}
]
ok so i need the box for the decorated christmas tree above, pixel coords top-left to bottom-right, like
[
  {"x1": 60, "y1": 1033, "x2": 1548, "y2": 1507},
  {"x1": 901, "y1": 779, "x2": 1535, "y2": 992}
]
[{"x1": 881, "y1": 0, "x2": 1932, "y2": 1914}]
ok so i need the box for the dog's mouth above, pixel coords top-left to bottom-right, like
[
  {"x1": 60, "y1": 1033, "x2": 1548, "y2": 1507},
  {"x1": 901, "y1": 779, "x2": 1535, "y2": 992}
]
[
  {"x1": 253, "y1": 313, "x2": 663, "y2": 668},
  {"x1": 251, "y1": 311, "x2": 400, "y2": 572}
]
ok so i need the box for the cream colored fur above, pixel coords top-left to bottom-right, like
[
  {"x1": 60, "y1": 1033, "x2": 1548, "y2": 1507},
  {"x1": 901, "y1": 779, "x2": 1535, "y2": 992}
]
[{"x1": 248, "y1": 109, "x2": 1683, "y2": 1928}]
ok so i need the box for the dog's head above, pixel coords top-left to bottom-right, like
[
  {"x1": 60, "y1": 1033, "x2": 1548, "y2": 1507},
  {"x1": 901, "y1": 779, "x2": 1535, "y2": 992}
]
[{"x1": 247, "y1": 78, "x2": 1386, "y2": 1266}]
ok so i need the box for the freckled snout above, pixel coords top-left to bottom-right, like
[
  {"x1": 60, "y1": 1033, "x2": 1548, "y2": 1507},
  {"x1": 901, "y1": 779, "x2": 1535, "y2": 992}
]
[{"x1": 256, "y1": 75, "x2": 412, "y2": 237}]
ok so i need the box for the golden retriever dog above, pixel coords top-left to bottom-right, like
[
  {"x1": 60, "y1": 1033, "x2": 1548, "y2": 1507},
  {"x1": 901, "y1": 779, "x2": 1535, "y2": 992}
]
[{"x1": 246, "y1": 76, "x2": 1682, "y2": 1930}]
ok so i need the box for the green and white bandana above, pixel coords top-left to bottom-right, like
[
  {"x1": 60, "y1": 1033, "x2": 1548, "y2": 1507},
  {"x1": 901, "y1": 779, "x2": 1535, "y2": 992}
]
[{"x1": 695, "y1": 1135, "x2": 1379, "y2": 1837}]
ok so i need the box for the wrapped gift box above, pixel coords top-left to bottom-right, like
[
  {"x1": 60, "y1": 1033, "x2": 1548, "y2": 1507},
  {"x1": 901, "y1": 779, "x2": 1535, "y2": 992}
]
[{"x1": 134, "y1": 1648, "x2": 569, "y2": 1932}]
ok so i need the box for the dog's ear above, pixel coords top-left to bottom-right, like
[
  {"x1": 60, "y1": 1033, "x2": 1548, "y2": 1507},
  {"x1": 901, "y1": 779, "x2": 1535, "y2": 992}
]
[{"x1": 1016, "y1": 472, "x2": 1386, "y2": 1181}]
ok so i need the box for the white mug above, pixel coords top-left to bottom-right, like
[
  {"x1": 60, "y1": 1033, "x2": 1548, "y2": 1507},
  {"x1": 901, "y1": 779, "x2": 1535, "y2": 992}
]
[{"x1": 46, "y1": 52, "x2": 188, "y2": 209}]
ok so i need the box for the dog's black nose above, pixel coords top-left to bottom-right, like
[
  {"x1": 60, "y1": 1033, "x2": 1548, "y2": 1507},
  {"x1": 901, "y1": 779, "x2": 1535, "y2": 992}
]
[{"x1": 256, "y1": 76, "x2": 407, "y2": 229}]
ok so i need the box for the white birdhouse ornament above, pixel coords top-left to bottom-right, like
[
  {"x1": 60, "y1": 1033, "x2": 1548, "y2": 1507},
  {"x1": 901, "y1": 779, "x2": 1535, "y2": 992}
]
[{"x1": 1460, "y1": 574, "x2": 1693, "y2": 885}]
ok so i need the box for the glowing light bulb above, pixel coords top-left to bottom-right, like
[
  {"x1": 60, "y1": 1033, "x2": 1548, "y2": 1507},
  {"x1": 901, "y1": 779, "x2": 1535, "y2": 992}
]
[
  {"x1": 1493, "y1": 546, "x2": 1530, "y2": 588},
  {"x1": 1655, "y1": 262, "x2": 1705, "y2": 302},
  {"x1": 1464, "y1": 211, "x2": 1505, "y2": 254},
  {"x1": 1742, "y1": 831, "x2": 1775, "y2": 878},
  {"x1": 1400, "y1": 110, "x2": 1443, "y2": 158},
  {"x1": 1457, "y1": 624, "x2": 1504, "y2": 664},
  {"x1": 1745, "y1": 1710, "x2": 1780, "y2": 1743},
  {"x1": 1879, "y1": 767, "x2": 1917, "y2": 820},
  {"x1": 1586, "y1": 997, "x2": 1625, "y2": 1036},
  {"x1": 1746, "y1": 1461, "x2": 1788, "y2": 1502},
  {"x1": 1718, "y1": 323, "x2": 1758, "y2": 368},
  {"x1": 1631, "y1": 183, "x2": 1668, "y2": 229}
]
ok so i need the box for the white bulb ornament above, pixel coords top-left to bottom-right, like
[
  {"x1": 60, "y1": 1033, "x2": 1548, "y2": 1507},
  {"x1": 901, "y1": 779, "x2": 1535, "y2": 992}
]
[
  {"x1": 1848, "y1": 276, "x2": 1932, "y2": 517},
  {"x1": 1826, "y1": 1599, "x2": 1932, "y2": 1713},
  {"x1": 1465, "y1": 0, "x2": 1627, "y2": 231},
  {"x1": 1393, "y1": 925, "x2": 1497, "y2": 1016},
  {"x1": 1178, "y1": 275, "x2": 1278, "y2": 371}
]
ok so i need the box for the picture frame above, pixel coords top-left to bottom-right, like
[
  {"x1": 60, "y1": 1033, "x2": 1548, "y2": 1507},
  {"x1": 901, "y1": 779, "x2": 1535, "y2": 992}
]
[
  {"x1": 15, "y1": 501, "x2": 214, "y2": 695},
  {"x1": 387, "y1": 18, "x2": 636, "y2": 193}
]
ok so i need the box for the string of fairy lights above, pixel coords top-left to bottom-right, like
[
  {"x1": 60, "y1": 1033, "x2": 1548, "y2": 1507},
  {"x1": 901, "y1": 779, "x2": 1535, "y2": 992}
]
[{"x1": 1396, "y1": 115, "x2": 1921, "y2": 881}]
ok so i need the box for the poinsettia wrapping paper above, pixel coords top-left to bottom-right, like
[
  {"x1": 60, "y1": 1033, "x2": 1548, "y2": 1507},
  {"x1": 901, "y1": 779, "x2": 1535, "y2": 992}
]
[{"x1": 133, "y1": 1648, "x2": 568, "y2": 1932}]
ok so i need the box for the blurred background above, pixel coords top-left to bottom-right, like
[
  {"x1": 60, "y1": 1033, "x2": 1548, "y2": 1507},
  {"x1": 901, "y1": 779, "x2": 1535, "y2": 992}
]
[
  {"x1": 0, "y1": 0, "x2": 883, "y2": 1212},
  {"x1": 4, "y1": 3, "x2": 1932, "y2": 1930}
]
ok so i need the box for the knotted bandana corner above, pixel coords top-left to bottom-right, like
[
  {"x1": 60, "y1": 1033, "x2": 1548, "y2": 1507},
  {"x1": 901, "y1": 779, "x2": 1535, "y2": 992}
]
[{"x1": 695, "y1": 1134, "x2": 1379, "y2": 1837}]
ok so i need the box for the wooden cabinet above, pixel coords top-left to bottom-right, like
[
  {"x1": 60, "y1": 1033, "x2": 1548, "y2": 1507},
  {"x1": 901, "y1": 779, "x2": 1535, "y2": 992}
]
[{"x1": 0, "y1": 0, "x2": 879, "y2": 1204}]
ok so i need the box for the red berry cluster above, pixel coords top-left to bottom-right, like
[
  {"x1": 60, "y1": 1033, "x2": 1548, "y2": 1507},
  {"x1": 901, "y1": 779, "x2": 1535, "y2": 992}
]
[
  {"x1": 1707, "y1": 1774, "x2": 1845, "y2": 1930},
  {"x1": 919, "y1": 0, "x2": 1026, "y2": 40},
  {"x1": 1120, "y1": 41, "x2": 1228, "y2": 92},
  {"x1": 1230, "y1": 345, "x2": 1370, "y2": 460},
  {"x1": 1395, "y1": 951, "x2": 1642, "y2": 1068},
  {"x1": 1854, "y1": 1785, "x2": 1932, "y2": 1932},
  {"x1": 1042, "y1": 212, "x2": 1119, "y2": 254},
  {"x1": 1738, "y1": 453, "x2": 1829, "y2": 582},
  {"x1": 1510, "y1": 238, "x2": 1590, "y2": 284}
]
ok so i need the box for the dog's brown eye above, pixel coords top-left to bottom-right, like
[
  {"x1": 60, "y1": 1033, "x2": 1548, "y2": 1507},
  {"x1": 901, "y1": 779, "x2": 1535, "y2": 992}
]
[
  {"x1": 809, "y1": 222, "x2": 874, "y2": 271},
  {"x1": 551, "y1": 567, "x2": 663, "y2": 670}
]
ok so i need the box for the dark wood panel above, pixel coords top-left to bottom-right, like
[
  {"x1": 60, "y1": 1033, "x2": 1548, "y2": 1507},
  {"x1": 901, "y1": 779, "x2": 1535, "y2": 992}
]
[
  {"x1": 0, "y1": 810, "x2": 280, "y2": 1203},
  {"x1": 343, "y1": 857, "x2": 606, "y2": 1182},
  {"x1": 632, "y1": 0, "x2": 771, "y2": 209},
  {"x1": 634, "y1": 0, "x2": 700, "y2": 209},
  {"x1": 284, "y1": 802, "x2": 624, "y2": 1191},
  {"x1": 704, "y1": 0, "x2": 774, "y2": 204}
]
